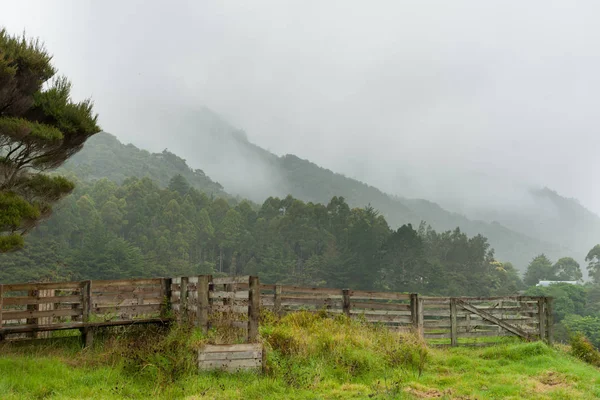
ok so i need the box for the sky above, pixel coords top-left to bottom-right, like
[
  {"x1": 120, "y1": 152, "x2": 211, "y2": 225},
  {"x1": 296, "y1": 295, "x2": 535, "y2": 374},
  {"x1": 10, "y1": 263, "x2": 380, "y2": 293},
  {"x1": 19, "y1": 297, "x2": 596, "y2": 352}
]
[{"x1": 2, "y1": 0, "x2": 599, "y2": 213}]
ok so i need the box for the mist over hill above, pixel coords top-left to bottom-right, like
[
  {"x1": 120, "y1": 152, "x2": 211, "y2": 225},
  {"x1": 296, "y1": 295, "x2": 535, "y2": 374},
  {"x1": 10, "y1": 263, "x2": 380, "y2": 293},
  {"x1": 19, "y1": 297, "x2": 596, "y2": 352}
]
[{"x1": 59, "y1": 107, "x2": 600, "y2": 271}]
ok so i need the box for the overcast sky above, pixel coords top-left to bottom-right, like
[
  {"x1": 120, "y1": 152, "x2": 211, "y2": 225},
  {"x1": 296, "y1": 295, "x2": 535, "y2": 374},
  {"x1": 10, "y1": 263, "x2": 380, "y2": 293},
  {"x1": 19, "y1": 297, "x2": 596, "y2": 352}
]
[{"x1": 2, "y1": 1, "x2": 599, "y2": 213}]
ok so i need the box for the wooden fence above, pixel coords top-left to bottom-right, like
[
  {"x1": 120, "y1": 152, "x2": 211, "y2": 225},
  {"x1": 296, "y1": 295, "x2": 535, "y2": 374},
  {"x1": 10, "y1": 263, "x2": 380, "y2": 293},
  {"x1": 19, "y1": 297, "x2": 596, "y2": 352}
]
[
  {"x1": 419, "y1": 296, "x2": 553, "y2": 347},
  {"x1": 0, "y1": 276, "x2": 553, "y2": 347},
  {"x1": 258, "y1": 285, "x2": 416, "y2": 331}
]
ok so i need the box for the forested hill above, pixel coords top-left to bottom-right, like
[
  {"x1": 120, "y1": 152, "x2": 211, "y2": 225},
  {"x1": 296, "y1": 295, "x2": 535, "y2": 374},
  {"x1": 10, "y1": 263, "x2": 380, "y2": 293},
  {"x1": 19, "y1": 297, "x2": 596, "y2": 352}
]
[
  {"x1": 61, "y1": 127, "x2": 564, "y2": 270},
  {"x1": 60, "y1": 132, "x2": 226, "y2": 198}
]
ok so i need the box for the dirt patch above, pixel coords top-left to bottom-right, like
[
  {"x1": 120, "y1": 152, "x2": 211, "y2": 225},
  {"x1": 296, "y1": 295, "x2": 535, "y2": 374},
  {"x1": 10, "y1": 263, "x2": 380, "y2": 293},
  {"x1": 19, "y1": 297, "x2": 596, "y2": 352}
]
[
  {"x1": 404, "y1": 385, "x2": 451, "y2": 398},
  {"x1": 533, "y1": 371, "x2": 570, "y2": 393}
]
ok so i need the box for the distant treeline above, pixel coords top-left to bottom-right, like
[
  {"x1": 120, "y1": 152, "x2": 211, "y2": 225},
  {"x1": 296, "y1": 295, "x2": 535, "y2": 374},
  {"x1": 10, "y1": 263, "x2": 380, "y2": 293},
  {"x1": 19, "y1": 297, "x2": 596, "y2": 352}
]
[{"x1": 0, "y1": 175, "x2": 522, "y2": 296}]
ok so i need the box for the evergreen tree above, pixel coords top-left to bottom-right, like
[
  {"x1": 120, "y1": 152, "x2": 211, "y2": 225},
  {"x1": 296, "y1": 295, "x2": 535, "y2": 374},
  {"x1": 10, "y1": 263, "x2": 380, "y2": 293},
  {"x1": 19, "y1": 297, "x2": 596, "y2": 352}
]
[
  {"x1": 524, "y1": 254, "x2": 555, "y2": 286},
  {"x1": 0, "y1": 29, "x2": 100, "y2": 251}
]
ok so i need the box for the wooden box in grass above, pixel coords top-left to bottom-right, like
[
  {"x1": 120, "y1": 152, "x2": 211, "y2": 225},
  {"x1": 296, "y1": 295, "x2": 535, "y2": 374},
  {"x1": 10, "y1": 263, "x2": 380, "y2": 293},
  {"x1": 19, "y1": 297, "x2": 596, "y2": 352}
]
[{"x1": 198, "y1": 343, "x2": 264, "y2": 372}]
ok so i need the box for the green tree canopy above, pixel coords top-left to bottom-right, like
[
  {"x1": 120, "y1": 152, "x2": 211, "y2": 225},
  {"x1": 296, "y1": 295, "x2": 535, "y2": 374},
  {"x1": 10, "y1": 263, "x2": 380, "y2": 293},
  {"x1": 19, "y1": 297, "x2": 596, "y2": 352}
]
[
  {"x1": 523, "y1": 254, "x2": 555, "y2": 286},
  {"x1": 0, "y1": 29, "x2": 99, "y2": 251},
  {"x1": 586, "y1": 245, "x2": 600, "y2": 283},
  {"x1": 553, "y1": 257, "x2": 582, "y2": 281}
]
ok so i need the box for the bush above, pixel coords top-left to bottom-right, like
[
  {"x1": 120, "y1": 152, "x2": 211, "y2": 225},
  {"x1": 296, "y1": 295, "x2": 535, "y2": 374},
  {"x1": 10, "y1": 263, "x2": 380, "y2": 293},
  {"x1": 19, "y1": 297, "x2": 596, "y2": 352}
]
[
  {"x1": 100, "y1": 324, "x2": 198, "y2": 386},
  {"x1": 570, "y1": 333, "x2": 600, "y2": 367},
  {"x1": 563, "y1": 314, "x2": 600, "y2": 349},
  {"x1": 261, "y1": 311, "x2": 428, "y2": 383}
]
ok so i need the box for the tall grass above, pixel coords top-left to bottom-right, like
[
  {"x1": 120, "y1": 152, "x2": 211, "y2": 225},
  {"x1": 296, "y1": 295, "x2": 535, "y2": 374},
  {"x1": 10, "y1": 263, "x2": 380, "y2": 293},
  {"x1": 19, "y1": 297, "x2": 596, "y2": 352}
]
[{"x1": 261, "y1": 310, "x2": 428, "y2": 394}]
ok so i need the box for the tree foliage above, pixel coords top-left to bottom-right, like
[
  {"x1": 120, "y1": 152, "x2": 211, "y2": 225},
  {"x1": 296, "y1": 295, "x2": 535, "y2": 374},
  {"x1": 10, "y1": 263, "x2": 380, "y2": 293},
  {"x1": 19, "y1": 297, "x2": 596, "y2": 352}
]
[
  {"x1": 523, "y1": 254, "x2": 554, "y2": 286},
  {"x1": 0, "y1": 29, "x2": 99, "y2": 251},
  {"x1": 586, "y1": 244, "x2": 600, "y2": 283},
  {"x1": 0, "y1": 176, "x2": 523, "y2": 296}
]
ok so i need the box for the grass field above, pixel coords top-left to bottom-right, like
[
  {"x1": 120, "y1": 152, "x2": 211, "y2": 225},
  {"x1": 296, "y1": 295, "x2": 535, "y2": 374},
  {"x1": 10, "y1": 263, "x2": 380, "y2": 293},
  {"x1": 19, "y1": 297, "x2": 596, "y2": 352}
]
[{"x1": 0, "y1": 312, "x2": 598, "y2": 399}]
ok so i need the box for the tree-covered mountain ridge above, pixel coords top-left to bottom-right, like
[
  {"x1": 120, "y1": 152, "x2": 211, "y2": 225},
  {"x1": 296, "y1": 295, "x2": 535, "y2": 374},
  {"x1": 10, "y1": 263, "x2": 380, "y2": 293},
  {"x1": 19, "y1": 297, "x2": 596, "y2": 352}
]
[{"x1": 60, "y1": 127, "x2": 575, "y2": 271}]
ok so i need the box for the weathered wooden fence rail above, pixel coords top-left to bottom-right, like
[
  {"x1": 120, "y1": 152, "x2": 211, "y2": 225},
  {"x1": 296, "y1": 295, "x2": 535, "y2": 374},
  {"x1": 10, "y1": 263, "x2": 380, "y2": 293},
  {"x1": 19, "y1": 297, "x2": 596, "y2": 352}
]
[{"x1": 0, "y1": 276, "x2": 553, "y2": 347}]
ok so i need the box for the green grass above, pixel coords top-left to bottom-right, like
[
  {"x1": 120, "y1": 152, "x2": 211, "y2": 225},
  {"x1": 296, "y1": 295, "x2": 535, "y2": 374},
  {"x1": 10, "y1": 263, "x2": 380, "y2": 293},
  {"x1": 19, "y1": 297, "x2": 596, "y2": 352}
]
[{"x1": 0, "y1": 313, "x2": 599, "y2": 399}]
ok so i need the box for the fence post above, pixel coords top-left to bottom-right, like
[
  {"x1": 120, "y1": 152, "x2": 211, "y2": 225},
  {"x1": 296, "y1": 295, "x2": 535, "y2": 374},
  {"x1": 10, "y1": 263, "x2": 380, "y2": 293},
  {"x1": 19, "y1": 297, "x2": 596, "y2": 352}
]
[
  {"x1": 71, "y1": 287, "x2": 81, "y2": 322},
  {"x1": 248, "y1": 276, "x2": 260, "y2": 342},
  {"x1": 81, "y1": 280, "x2": 93, "y2": 347},
  {"x1": 342, "y1": 289, "x2": 351, "y2": 317},
  {"x1": 537, "y1": 297, "x2": 546, "y2": 342},
  {"x1": 450, "y1": 298, "x2": 458, "y2": 347},
  {"x1": 410, "y1": 293, "x2": 419, "y2": 330},
  {"x1": 26, "y1": 289, "x2": 39, "y2": 339},
  {"x1": 180, "y1": 277, "x2": 189, "y2": 323},
  {"x1": 274, "y1": 284, "x2": 282, "y2": 316},
  {"x1": 160, "y1": 278, "x2": 172, "y2": 319},
  {"x1": 417, "y1": 297, "x2": 424, "y2": 338},
  {"x1": 0, "y1": 284, "x2": 3, "y2": 332},
  {"x1": 545, "y1": 297, "x2": 553, "y2": 345},
  {"x1": 197, "y1": 275, "x2": 210, "y2": 334}
]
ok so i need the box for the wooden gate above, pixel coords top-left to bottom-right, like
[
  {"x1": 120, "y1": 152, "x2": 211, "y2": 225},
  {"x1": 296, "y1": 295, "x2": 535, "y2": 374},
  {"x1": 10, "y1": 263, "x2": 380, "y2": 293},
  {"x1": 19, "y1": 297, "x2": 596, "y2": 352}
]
[{"x1": 421, "y1": 296, "x2": 553, "y2": 347}]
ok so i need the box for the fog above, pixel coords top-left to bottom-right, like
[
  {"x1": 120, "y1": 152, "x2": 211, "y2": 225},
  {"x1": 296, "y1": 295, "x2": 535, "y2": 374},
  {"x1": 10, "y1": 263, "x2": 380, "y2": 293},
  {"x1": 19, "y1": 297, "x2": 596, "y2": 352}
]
[{"x1": 2, "y1": 0, "x2": 599, "y2": 215}]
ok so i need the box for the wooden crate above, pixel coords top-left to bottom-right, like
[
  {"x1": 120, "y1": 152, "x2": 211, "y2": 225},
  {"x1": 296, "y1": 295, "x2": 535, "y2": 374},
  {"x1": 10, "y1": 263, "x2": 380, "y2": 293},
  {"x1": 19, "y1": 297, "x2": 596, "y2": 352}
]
[{"x1": 197, "y1": 343, "x2": 264, "y2": 372}]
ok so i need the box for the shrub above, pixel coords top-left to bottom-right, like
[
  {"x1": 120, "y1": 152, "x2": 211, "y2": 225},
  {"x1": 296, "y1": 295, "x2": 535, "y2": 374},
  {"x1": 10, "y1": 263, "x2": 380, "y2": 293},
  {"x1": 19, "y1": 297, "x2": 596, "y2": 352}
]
[{"x1": 570, "y1": 333, "x2": 600, "y2": 367}]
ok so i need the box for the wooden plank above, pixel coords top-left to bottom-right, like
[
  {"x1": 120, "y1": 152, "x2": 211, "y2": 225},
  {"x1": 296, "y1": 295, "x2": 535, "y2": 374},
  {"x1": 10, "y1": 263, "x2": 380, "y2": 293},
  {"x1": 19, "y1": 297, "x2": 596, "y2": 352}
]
[
  {"x1": 460, "y1": 331, "x2": 514, "y2": 338},
  {"x1": 160, "y1": 278, "x2": 172, "y2": 317},
  {"x1": 456, "y1": 300, "x2": 531, "y2": 340},
  {"x1": 198, "y1": 350, "x2": 261, "y2": 361},
  {"x1": 198, "y1": 358, "x2": 262, "y2": 371},
  {"x1": 350, "y1": 309, "x2": 411, "y2": 316},
  {"x1": 410, "y1": 293, "x2": 418, "y2": 329},
  {"x1": 92, "y1": 296, "x2": 163, "y2": 306},
  {"x1": 536, "y1": 297, "x2": 546, "y2": 341},
  {"x1": 210, "y1": 291, "x2": 249, "y2": 300},
  {"x1": 248, "y1": 276, "x2": 259, "y2": 342},
  {"x1": 92, "y1": 286, "x2": 161, "y2": 294},
  {"x1": 423, "y1": 309, "x2": 451, "y2": 317},
  {"x1": 349, "y1": 290, "x2": 410, "y2": 300},
  {"x1": 91, "y1": 278, "x2": 163, "y2": 287},
  {"x1": 417, "y1": 298, "x2": 424, "y2": 337},
  {"x1": 0, "y1": 317, "x2": 172, "y2": 335},
  {"x1": 2, "y1": 295, "x2": 81, "y2": 306},
  {"x1": 180, "y1": 277, "x2": 189, "y2": 321},
  {"x1": 202, "y1": 343, "x2": 262, "y2": 352},
  {"x1": 211, "y1": 305, "x2": 248, "y2": 314},
  {"x1": 92, "y1": 304, "x2": 161, "y2": 315},
  {"x1": 352, "y1": 314, "x2": 413, "y2": 323},
  {"x1": 212, "y1": 276, "x2": 250, "y2": 285},
  {"x1": 450, "y1": 298, "x2": 458, "y2": 346},
  {"x1": 279, "y1": 286, "x2": 343, "y2": 295},
  {"x1": 81, "y1": 281, "x2": 91, "y2": 323},
  {"x1": 3, "y1": 308, "x2": 81, "y2": 321},
  {"x1": 545, "y1": 297, "x2": 553, "y2": 345},
  {"x1": 274, "y1": 285, "x2": 282, "y2": 316},
  {"x1": 452, "y1": 296, "x2": 540, "y2": 301},
  {"x1": 342, "y1": 289, "x2": 350, "y2": 317},
  {"x1": 350, "y1": 302, "x2": 411, "y2": 311},
  {"x1": 280, "y1": 293, "x2": 342, "y2": 300},
  {"x1": 425, "y1": 333, "x2": 452, "y2": 339},
  {"x1": 4, "y1": 282, "x2": 82, "y2": 292},
  {"x1": 197, "y1": 275, "x2": 210, "y2": 333},
  {"x1": 230, "y1": 321, "x2": 249, "y2": 329},
  {"x1": 423, "y1": 320, "x2": 451, "y2": 328}
]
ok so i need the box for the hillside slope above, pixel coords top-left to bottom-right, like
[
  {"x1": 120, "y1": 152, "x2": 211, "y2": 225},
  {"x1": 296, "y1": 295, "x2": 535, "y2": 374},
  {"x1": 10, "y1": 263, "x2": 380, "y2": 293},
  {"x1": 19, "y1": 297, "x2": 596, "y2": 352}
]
[
  {"x1": 64, "y1": 119, "x2": 571, "y2": 269},
  {"x1": 61, "y1": 132, "x2": 226, "y2": 197}
]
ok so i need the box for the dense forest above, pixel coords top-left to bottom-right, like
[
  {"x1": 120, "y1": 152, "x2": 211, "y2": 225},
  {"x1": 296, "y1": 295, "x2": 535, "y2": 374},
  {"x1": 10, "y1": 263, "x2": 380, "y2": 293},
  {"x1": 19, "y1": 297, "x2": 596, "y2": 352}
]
[{"x1": 0, "y1": 175, "x2": 522, "y2": 297}]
